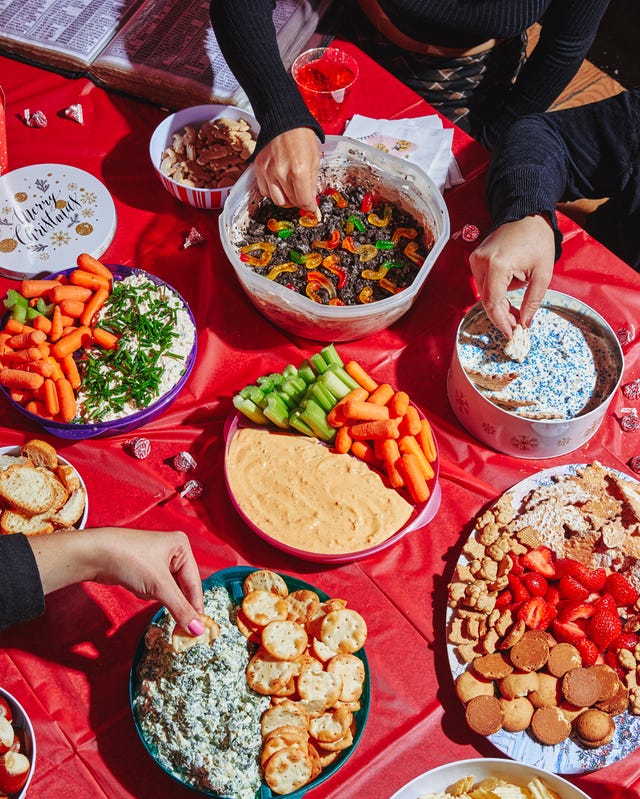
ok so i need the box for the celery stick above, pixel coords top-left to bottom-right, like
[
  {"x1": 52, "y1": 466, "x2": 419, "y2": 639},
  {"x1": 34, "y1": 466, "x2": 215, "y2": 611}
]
[
  {"x1": 297, "y1": 361, "x2": 316, "y2": 384},
  {"x1": 233, "y1": 395, "x2": 268, "y2": 425},
  {"x1": 263, "y1": 393, "x2": 291, "y2": 428},
  {"x1": 280, "y1": 377, "x2": 307, "y2": 403},
  {"x1": 318, "y1": 369, "x2": 352, "y2": 400},
  {"x1": 25, "y1": 306, "x2": 44, "y2": 320},
  {"x1": 289, "y1": 412, "x2": 315, "y2": 437},
  {"x1": 319, "y1": 343, "x2": 343, "y2": 367},
  {"x1": 273, "y1": 388, "x2": 296, "y2": 410},
  {"x1": 299, "y1": 399, "x2": 335, "y2": 442},
  {"x1": 281, "y1": 364, "x2": 298, "y2": 379},
  {"x1": 239, "y1": 385, "x2": 266, "y2": 406},
  {"x1": 310, "y1": 353, "x2": 328, "y2": 374},
  {"x1": 326, "y1": 364, "x2": 359, "y2": 391},
  {"x1": 305, "y1": 381, "x2": 336, "y2": 413}
]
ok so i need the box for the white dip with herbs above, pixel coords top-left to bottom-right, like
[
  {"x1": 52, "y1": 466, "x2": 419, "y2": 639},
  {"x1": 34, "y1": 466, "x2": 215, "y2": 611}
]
[
  {"x1": 75, "y1": 274, "x2": 195, "y2": 422},
  {"x1": 134, "y1": 586, "x2": 269, "y2": 799}
]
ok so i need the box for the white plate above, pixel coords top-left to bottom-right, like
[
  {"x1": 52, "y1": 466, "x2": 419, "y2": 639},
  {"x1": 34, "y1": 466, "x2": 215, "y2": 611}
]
[
  {"x1": 0, "y1": 164, "x2": 117, "y2": 279},
  {"x1": 447, "y1": 464, "x2": 640, "y2": 774},
  {"x1": 389, "y1": 758, "x2": 590, "y2": 799},
  {"x1": 0, "y1": 445, "x2": 88, "y2": 529}
]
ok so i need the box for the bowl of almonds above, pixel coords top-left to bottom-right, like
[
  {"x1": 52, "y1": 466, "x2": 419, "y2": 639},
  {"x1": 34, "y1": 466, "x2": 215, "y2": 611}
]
[{"x1": 149, "y1": 104, "x2": 259, "y2": 210}]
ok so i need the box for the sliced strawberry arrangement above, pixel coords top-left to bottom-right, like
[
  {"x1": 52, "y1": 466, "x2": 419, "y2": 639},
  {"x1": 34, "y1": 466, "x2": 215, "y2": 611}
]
[{"x1": 494, "y1": 545, "x2": 639, "y2": 664}]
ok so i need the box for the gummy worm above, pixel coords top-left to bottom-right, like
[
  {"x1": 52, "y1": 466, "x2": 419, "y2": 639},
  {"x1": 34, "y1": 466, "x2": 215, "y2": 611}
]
[
  {"x1": 404, "y1": 242, "x2": 424, "y2": 265},
  {"x1": 312, "y1": 229, "x2": 340, "y2": 250},
  {"x1": 391, "y1": 227, "x2": 417, "y2": 244},
  {"x1": 358, "y1": 286, "x2": 374, "y2": 304},
  {"x1": 266, "y1": 262, "x2": 298, "y2": 281},
  {"x1": 322, "y1": 254, "x2": 348, "y2": 289}
]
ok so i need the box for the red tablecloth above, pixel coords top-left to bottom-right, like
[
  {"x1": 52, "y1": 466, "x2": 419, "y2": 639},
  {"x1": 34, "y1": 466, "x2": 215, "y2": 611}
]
[{"x1": 1, "y1": 42, "x2": 640, "y2": 799}]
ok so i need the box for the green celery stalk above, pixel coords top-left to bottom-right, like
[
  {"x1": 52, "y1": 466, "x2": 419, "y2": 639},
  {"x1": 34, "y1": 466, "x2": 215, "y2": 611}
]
[
  {"x1": 25, "y1": 306, "x2": 44, "y2": 320},
  {"x1": 263, "y1": 393, "x2": 291, "y2": 428},
  {"x1": 4, "y1": 290, "x2": 28, "y2": 312},
  {"x1": 298, "y1": 399, "x2": 335, "y2": 442},
  {"x1": 297, "y1": 360, "x2": 317, "y2": 384},
  {"x1": 318, "y1": 369, "x2": 352, "y2": 400},
  {"x1": 280, "y1": 376, "x2": 307, "y2": 403},
  {"x1": 326, "y1": 364, "x2": 359, "y2": 391},
  {"x1": 239, "y1": 384, "x2": 266, "y2": 406},
  {"x1": 305, "y1": 381, "x2": 337, "y2": 413},
  {"x1": 319, "y1": 343, "x2": 343, "y2": 368},
  {"x1": 35, "y1": 297, "x2": 53, "y2": 316},
  {"x1": 281, "y1": 364, "x2": 298, "y2": 379},
  {"x1": 310, "y1": 353, "x2": 328, "y2": 374},
  {"x1": 289, "y1": 411, "x2": 315, "y2": 437},
  {"x1": 273, "y1": 388, "x2": 296, "y2": 410},
  {"x1": 233, "y1": 395, "x2": 268, "y2": 425}
]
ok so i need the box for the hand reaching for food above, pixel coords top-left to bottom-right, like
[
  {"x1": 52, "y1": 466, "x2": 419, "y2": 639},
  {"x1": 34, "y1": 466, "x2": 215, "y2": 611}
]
[{"x1": 254, "y1": 127, "x2": 320, "y2": 212}]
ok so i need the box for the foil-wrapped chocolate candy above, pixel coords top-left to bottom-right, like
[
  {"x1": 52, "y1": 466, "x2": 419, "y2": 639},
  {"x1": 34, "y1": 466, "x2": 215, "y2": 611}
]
[
  {"x1": 629, "y1": 455, "x2": 640, "y2": 474},
  {"x1": 461, "y1": 224, "x2": 480, "y2": 242},
  {"x1": 619, "y1": 408, "x2": 640, "y2": 432},
  {"x1": 64, "y1": 103, "x2": 84, "y2": 124},
  {"x1": 173, "y1": 451, "x2": 197, "y2": 472},
  {"x1": 23, "y1": 109, "x2": 48, "y2": 128},
  {"x1": 622, "y1": 378, "x2": 640, "y2": 401},
  {"x1": 183, "y1": 227, "x2": 206, "y2": 249},
  {"x1": 179, "y1": 479, "x2": 203, "y2": 499},
  {"x1": 126, "y1": 436, "x2": 151, "y2": 459}
]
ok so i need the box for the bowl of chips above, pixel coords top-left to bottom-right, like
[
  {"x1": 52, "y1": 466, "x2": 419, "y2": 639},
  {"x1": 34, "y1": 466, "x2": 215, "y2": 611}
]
[
  {"x1": 219, "y1": 135, "x2": 449, "y2": 341},
  {"x1": 447, "y1": 289, "x2": 623, "y2": 459},
  {"x1": 149, "y1": 104, "x2": 259, "y2": 210},
  {"x1": 389, "y1": 758, "x2": 591, "y2": 799},
  {"x1": 0, "y1": 687, "x2": 37, "y2": 799}
]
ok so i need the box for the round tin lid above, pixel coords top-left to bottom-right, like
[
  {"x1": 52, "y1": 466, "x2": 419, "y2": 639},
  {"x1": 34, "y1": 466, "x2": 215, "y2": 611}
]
[{"x1": 0, "y1": 163, "x2": 117, "y2": 279}]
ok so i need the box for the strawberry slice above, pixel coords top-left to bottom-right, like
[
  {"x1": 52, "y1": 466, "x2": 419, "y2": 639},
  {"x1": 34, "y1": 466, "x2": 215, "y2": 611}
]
[
  {"x1": 594, "y1": 593, "x2": 618, "y2": 615},
  {"x1": 558, "y1": 600, "x2": 595, "y2": 623},
  {"x1": 609, "y1": 631, "x2": 639, "y2": 652},
  {"x1": 575, "y1": 638, "x2": 599, "y2": 666},
  {"x1": 495, "y1": 589, "x2": 513, "y2": 610},
  {"x1": 521, "y1": 546, "x2": 556, "y2": 578},
  {"x1": 572, "y1": 563, "x2": 607, "y2": 593},
  {"x1": 517, "y1": 597, "x2": 557, "y2": 630},
  {"x1": 552, "y1": 619, "x2": 586, "y2": 646},
  {"x1": 544, "y1": 585, "x2": 561, "y2": 607},
  {"x1": 604, "y1": 572, "x2": 640, "y2": 607},
  {"x1": 587, "y1": 608, "x2": 622, "y2": 650},
  {"x1": 554, "y1": 557, "x2": 580, "y2": 578},
  {"x1": 522, "y1": 572, "x2": 549, "y2": 598},
  {"x1": 558, "y1": 576, "x2": 589, "y2": 601},
  {"x1": 507, "y1": 573, "x2": 531, "y2": 603},
  {"x1": 509, "y1": 553, "x2": 525, "y2": 577}
]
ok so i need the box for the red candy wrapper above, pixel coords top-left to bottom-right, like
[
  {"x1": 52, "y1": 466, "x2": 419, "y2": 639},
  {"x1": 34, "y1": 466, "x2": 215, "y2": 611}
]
[
  {"x1": 183, "y1": 227, "x2": 206, "y2": 249},
  {"x1": 179, "y1": 479, "x2": 203, "y2": 499},
  {"x1": 461, "y1": 224, "x2": 480, "y2": 242},
  {"x1": 126, "y1": 436, "x2": 151, "y2": 459},
  {"x1": 629, "y1": 456, "x2": 640, "y2": 474},
  {"x1": 173, "y1": 451, "x2": 197, "y2": 472},
  {"x1": 622, "y1": 378, "x2": 640, "y2": 401},
  {"x1": 64, "y1": 103, "x2": 84, "y2": 124},
  {"x1": 619, "y1": 408, "x2": 640, "y2": 432},
  {"x1": 23, "y1": 109, "x2": 48, "y2": 128}
]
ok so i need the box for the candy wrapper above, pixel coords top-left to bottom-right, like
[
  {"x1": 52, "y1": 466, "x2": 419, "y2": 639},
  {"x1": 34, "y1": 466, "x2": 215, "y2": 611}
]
[
  {"x1": 622, "y1": 378, "x2": 640, "y2": 401},
  {"x1": 173, "y1": 451, "x2": 197, "y2": 472},
  {"x1": 179, "y1": 479, "x2": 203, "y2": 499},
  {"x1": 64, "y1": 103, "x2": 84, "y2": 124},
  {"x1": 183, "y1": 227, "x2": 206, "y2": 249},
  {"x1": 125, "y1": 436, "x2": 151, "y2": 459},
  {"x1": 629, "y1": 456, "x2": 640, "y2": 474},
  {"x1": 619, "y1": 408, "x2": 640, "y2": 432},
  {"x1": 343, "y1": 113, "x2": 464, "y2": 193},
  {"x1": 23, "y1": 109, "x2": 47, "y2": 128}
]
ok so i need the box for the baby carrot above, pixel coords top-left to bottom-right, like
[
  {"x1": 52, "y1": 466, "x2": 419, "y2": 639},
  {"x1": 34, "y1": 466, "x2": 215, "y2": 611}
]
[
  {"x1": 334, "y1": 425, "x2": 353, "y2": 454},
  {"x1": 24, "y1": 360, "x2": 54, "y2": 378},
  {"x1": 342, "y1": 399, "x2": 389, "y2": 421},
  {"x1": 51, "y1": 326, "x2": 92, "y2": 360},
  {"x1": 43, "y1": 378, "x2": 60, "y2": 417},
  {"x1": 56, "y1": 377, "x2": 77, "y2": 422},
  {"x1": 3, "y1": 319, "x2": 35, "y2": 335},
  {"x1": 49, "y1": 305, "x2": 63, "y2": 342},
  {"x1": 398, "y1": 434, "x2": 435, "y2": 480},
  {"x1": 61, "y1": 354, "x2": 81, "y2": 390},
  {"x1": 32, "y1": 315, "x2": 52, "y2": 334},
  {"x1": 19, "y1": 279, "x2": 60, "y2": 299},
  {"x1": 50, "y1": 285, "x2": 92, "y2": 305},
  {"x1": 0, "y1": 368, "x2": 44, "y2": 390},
  {"x1": 58, "y1": 299, "x2": 86, "y2": 319},
  {"x1": 418, "y1": 419, "x2": 437, "y2": 462},
  {"x1": 6, "y1": 330, "x2": 46, "y2": 349},
  {"x1": 80, "y1": 287, "x2": 110, "y2": 327},
  {"x1": 349, "y1": 440, "x2": 379, "y2": 466},
  {"x1": 345, "y1": 360, "x2": 378, "y2": 392},
  {"x1": 92, "y1": 326, "x2": 119, "y2": 350},
  {"x1": 399, "y1": 404, "x2": 421, "y2": 436},
  {"x1": 45, "y1": 356, "x2": 65, "y2": 381},
  {"x1": 349, "y1": 419, "x2": 399, "y2": 440},
  {"x1": 381, "y1": 438, "x2": 404, "y2": 489},
  {"x1": 59, "y1": 314, "x2": 75, "y2": 327},
  {"x1": 69, "y1": 269, "x2": 111, "y2": 292},
  {"x1": 398, "y1": 453, "x2": 430, "y2": 503},
  {"x1": 77, "y1": 253, "x2": 113, "y2": 281},
  {"x1": 3, "y1": 347, "x2": 43, "y2": 364},
  {"x1": 8, "y1": 389, "x2": 30, "y2": 403},
  {"x1": 389, "y1": 390, "x2": 410, "y2": 417},
  {"x1": 326, "y1": 387, "x2": 369, "y2": 427},
  {"x1": 367, "y1": 383, "x2": 394, "y2": 406}
]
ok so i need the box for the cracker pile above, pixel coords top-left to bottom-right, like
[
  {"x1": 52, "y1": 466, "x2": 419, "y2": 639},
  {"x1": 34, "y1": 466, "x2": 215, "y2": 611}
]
[
  {"x1": 236, "y1": 569, "x2": 367, "y2": 796},
  {"x1": 0, "y1": 439, "x2": 86, "y2": 534},
  {"x1": 419, "y1": 773, "x2": 560, "y2": 799},
  {"x1": 160, "y1": 116, "x2": 256, "y2": 189}
]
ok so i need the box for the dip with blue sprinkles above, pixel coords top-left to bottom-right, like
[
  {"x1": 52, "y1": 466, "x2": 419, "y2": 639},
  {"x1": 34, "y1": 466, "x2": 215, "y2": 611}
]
[{"x1": 458, "y1": 307, "x2": 618, "y2": 420}]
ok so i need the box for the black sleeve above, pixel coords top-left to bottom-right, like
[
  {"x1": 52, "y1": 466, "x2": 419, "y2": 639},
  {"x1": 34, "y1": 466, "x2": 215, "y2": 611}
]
[
  {"x1": 484, "y1": 0, "x2": 610, "y2": 148},
  {"x1": 486, "y1": 88, "x2": 640, "y2": 262},
  {"x1": 0, "y1": 534, "x2": 45, "y2": 631},
  {"x1": 210, "y1": 0, "x2": 324, "y2": 151}
]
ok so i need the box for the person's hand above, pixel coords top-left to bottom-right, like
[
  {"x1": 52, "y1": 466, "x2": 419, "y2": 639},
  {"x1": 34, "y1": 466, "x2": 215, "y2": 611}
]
[
  {"x1": 254, "y1": 128, "x2": 320, "y2": 211},
  {"x1": 30, "y1": 527, "x2": 205, "y2": 635},
  {"x1": 468, "y1": 215, "x2": 555, "y2": 338}
]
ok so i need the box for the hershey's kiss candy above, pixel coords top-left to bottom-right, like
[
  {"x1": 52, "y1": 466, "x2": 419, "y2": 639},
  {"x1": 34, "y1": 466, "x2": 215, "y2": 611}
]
[
  {"x1": 126, "y1": 436, "x2": 151, "y2": 459},
  {"x1": 173, "y1": 451, "x2": 197, "y2": 472},
  {"x1": 179, "y1": 479, "x2": 203, "y2": 499}
]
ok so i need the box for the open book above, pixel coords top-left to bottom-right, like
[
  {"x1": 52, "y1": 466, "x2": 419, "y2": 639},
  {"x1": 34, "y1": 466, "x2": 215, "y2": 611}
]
[{"x1": 0, "y1": 0, "x2": 333, "y2": 111}]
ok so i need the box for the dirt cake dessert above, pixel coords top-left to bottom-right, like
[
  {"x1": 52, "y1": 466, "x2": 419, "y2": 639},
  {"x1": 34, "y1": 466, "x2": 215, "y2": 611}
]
[
  {"x1": 458, "y1": 306, "x2": 619, "y2": 420},
  {"x1": 232, "y1": 187, "x2": 434, "y2": 306}
]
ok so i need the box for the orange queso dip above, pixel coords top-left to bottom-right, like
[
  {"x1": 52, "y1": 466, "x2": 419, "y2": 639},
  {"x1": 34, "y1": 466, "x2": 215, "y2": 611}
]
[{"x1": 226, "y1": 427, "x2": 414, "y2": 554}]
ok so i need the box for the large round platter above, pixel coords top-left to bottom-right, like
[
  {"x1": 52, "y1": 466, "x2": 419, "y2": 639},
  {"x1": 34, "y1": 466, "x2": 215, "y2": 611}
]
[
  {"x1": 0, "y1": 164, "x2": 117, "y2": 279},
  {"x1": 447, "y1": 464, "x2": 640, "y2": 774},
  {"x1": 0, "y1": 265, "x2": 197, "y2": 439},
  {"x1": 223, "y1": 411, "x2": 441, "y2": 563},
  {"x1": 130, "y1": 566, "x2": 370, "y2": 799},
  {"x1": 389, "y1": 757, "x2": 590, "y2": 799},
  {"x1": 0, "y1": 444, "x2": 88, "y2": 529}
]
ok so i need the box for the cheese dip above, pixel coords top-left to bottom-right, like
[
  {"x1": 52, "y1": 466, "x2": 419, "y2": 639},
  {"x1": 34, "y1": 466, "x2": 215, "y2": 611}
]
[{"x1": 134, "y1": 586, "x2": 269, "y2": 799}]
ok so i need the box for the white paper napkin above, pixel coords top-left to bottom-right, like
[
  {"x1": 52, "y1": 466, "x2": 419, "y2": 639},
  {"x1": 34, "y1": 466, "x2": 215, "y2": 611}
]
[{"x1": 343, "y1": 114, "x2": 464, "y2": 193}]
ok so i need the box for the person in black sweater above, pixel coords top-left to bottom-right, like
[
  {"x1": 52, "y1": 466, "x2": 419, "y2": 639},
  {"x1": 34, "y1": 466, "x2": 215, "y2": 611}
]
[
  {"x1": 0, "y1": 527, "x2": 205, "y2": 633},
  {"x1": 469, "y1": 88, "x2": 640, "y2": 338},
  {"x1": 210, "y1": 0, "x2": 610, "y2": 210}
]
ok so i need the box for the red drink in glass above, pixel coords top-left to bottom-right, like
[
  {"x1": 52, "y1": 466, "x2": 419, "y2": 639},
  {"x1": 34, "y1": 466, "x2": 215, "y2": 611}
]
[{"x1": 292, "y1": 48, "x2": 359, "y2": 134}]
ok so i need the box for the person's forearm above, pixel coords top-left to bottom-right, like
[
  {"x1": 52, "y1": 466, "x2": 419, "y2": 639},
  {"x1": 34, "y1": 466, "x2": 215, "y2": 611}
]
[{"x1": 28, "y1": 528, "x2": 101, "y2": 594}]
